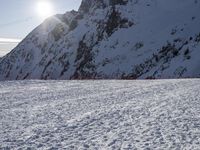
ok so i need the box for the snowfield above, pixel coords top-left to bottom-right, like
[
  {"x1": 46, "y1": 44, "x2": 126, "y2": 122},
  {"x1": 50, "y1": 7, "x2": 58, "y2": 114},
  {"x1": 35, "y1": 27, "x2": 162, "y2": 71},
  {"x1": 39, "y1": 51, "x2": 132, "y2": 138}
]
[
  {"x1": 1, "y1": 79, "x2": 200, "y2": 149},
  {"x1": 1, "y1": 0, "x2": 200, "y2": 80}
]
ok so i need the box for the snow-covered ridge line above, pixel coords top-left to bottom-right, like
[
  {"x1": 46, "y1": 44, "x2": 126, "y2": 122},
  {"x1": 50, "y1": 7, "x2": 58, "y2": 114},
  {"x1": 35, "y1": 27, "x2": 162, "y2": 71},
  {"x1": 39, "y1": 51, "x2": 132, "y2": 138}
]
[{"x1": 0, "y1": 0, "x2": 200, "y2": 80}]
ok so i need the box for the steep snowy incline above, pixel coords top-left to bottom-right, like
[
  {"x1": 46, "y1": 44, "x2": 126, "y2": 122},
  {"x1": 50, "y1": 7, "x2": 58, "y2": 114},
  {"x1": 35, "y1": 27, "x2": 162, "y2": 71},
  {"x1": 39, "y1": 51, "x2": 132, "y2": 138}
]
[
  {"x1": 0, "y1": 0, "x2": 200, "y2": 80},
  {"x1": 1, "y1": 79, "x2": 200, "y2": 149}
]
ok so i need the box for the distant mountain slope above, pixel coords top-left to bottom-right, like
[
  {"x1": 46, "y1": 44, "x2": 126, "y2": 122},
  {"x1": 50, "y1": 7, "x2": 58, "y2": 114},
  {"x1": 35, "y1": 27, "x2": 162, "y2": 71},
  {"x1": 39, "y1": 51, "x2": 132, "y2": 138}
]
[{"x1": 0, "y1": 0, "x2": 200, "y2": 80}]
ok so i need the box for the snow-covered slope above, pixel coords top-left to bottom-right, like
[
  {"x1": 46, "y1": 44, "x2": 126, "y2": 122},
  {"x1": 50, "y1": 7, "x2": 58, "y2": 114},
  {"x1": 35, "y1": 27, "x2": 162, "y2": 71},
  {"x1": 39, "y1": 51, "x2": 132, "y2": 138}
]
[
  {"x1": 0, "y1": 0, "x2": 200, "y2": 80},
  {"x1": 1, "y1": 79, "x2": 200, "y2": 149}
]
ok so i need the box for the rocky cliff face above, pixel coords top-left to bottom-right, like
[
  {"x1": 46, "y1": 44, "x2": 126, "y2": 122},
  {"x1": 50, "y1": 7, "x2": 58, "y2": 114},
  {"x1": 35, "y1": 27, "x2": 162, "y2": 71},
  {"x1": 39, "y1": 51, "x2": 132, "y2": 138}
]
[{"x1": 0, "y1": 0, "x2": 200, "y2": 80}]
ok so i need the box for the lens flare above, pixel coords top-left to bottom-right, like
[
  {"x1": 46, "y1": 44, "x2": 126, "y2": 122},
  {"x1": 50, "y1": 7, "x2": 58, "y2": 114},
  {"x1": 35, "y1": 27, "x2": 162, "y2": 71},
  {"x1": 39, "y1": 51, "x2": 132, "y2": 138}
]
[{"x1": 36, "y1": 1, "x2": 54, "y2": 19}]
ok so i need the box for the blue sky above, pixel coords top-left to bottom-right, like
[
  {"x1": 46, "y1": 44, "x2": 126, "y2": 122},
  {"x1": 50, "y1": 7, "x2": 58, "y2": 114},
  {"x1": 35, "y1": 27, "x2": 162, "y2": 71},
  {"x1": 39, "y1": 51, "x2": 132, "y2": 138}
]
[{"x1": 0, "y1": 0, "x2": 82, "y2": 56}]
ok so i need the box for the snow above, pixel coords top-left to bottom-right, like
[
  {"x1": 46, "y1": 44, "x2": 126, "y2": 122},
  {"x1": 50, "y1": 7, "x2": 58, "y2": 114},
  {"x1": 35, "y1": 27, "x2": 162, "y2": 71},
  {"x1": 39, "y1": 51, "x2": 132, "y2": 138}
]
[
  {"x1": 0, "y1": 0, "x2": 200, "y2": 80},
  {"x1": 1, "y1": 79, "x2": 200, "y2": 149}
]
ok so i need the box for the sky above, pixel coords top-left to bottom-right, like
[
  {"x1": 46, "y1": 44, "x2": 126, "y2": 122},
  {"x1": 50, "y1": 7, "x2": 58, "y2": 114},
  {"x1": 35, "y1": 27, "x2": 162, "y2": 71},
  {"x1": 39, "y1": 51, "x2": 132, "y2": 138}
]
[{"x1": 0, "y1": 0, "x2": 82, "y2": 57}]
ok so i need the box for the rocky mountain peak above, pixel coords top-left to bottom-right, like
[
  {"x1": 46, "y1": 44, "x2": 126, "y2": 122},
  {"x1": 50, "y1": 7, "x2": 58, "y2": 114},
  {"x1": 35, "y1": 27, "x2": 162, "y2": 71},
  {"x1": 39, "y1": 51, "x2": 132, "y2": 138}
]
[
  {"x1": 0, "y1": 0, "x2": 200, "y2": 80},
  {"x1": 79, "y1": 0, "x2": 129, "y2": 13}
]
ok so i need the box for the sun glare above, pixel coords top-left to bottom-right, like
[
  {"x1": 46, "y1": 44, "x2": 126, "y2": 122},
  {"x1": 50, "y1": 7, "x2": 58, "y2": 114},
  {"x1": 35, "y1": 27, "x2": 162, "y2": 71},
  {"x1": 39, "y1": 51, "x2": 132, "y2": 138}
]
[{"x1": 36, "y1": 1, "x2": 54, "y2": 19}]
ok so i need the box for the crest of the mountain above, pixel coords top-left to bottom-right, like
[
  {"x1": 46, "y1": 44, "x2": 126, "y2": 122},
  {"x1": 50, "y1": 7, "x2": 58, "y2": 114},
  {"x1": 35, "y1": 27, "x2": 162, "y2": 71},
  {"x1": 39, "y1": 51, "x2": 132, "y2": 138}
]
[{"x1": 0, "y1": 0, "x2": 200, "y2": 80}]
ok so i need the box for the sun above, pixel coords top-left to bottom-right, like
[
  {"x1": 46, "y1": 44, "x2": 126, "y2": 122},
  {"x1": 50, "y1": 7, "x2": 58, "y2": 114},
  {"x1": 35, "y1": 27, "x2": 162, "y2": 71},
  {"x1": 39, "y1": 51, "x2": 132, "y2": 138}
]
[{"x1": 36, "y1": 1, "x2": 54, "y2": 19}]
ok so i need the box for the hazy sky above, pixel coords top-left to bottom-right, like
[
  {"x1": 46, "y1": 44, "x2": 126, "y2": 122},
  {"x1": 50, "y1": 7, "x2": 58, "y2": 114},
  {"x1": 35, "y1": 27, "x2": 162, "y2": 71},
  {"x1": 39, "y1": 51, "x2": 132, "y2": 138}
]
[{"x1": 0, "y1": 0, "x2": 82, "y2": 57}]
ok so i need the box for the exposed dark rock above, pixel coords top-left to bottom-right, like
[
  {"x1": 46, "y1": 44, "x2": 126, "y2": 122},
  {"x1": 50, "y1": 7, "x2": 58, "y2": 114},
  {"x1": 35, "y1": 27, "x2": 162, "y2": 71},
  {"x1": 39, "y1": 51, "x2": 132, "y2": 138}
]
[
  {"x1": 109, "y1": 0, "x2": 128, "y2": 6},
  {"x1": 51, "y1": 24, "x2": 65, "y2": 41},
  {"x1": 105, "y1": 7, "x2": 133, "y2": 36},
  {"x1": 73, "y1": 37, "x2": 96, "y2": 79}
]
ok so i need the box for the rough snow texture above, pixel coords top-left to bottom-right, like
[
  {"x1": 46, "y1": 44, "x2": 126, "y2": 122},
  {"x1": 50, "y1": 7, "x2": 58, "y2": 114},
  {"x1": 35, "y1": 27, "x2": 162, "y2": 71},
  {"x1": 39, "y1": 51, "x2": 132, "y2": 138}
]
[
  {"x1": 0, "y1": 0, "x2": 200, "y2": 80},
  {"x1": 1, "y1": 79, "x2": 200, "y2": 149}
]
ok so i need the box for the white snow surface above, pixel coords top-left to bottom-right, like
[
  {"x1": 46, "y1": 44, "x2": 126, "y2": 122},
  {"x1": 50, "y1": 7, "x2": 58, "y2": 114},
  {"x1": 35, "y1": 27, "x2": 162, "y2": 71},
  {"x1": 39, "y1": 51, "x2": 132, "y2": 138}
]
[
  {"x1": 0, "y1": 0, "x2": 200, "y2": 80},
  {"x1": 1, "y1": 79, "x2": 200, "y2": 149}
]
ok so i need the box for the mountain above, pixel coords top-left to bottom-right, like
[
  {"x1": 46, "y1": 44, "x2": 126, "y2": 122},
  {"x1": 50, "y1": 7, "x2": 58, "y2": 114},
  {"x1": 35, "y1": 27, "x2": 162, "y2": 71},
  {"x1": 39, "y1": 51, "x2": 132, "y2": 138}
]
[{"x1": 0, "y1": 0, "x2": 200, "y2": 80}]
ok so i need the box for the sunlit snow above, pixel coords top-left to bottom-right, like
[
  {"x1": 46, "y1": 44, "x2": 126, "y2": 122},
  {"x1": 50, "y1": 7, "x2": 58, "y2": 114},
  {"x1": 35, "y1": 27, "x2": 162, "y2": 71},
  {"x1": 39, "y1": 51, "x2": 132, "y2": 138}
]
[{"x1": 1, "y1": 80, "x2": 200, "y2": 149}]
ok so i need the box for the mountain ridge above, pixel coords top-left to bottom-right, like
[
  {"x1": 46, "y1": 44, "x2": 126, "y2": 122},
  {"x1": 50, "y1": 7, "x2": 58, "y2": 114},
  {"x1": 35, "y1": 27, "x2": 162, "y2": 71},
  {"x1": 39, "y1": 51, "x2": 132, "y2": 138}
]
[{"x1": 0, "y1": 0, "x2": 200, "y2": 80}]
